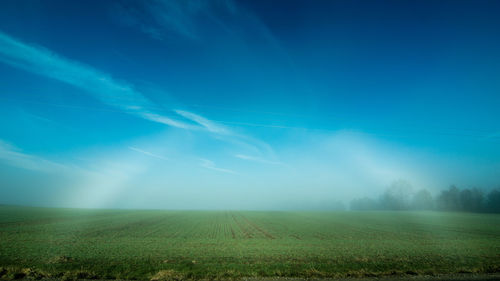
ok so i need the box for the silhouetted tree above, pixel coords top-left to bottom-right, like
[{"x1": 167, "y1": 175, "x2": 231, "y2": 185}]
[
  {"x1": 350, "y1": 183, "x2": 500, "y2": 213},
  {"x1": 411, "y1": 189, "x2": 434, "y2": 210},
  {"x1": 437, "y1": 185, "x2": 461, "y2": 211},
  {"x1": 486, "y1": 189, "x2": 500, "y2": 213},
  {"x1": 459, "y1": 188, "x2": 484, "y2": 212},
  {"x1": 379, "y1": 180, "x2": 413, "y2": 210}
]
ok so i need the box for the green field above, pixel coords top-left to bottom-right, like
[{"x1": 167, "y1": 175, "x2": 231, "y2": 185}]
[{"x1": 0, "y1": 206, "x2": 499, "y2": 280}]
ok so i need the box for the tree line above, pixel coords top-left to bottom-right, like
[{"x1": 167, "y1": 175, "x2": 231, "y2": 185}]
[{"x1": 350, "y1": 180, "x2": 500, "y2": 213}]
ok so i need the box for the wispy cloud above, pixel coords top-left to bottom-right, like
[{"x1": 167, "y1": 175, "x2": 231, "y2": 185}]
[
  {"x1": 0, "y1": 30, "x2": 276, "y2": 161},
  {"x1": 175, "y1": 110, "x2": 278, "y2": 157},
  {"x1": 113, "y1": 0, "x2": 299, "y2": 78},
  {"x1": 199, "y1": 158, "x2": 237, "y2": 174},
  {"x1": 235, "y1": 154, "x2": 283, "y2": 165},
  {"x1": 128, "y1": 146, "x2": 169, "y2": 161},
  {"x1": 175, "y1": 110, "x2": 229, "y2": 134},
  {"x1": 0, "y1": 31, "x2": 192, "y2": 130},
  {"x1": 0, "y1": 140, "x2": 66, "y2": 172},
  {"x1": 141, "y1": 112, "x2": 197, "y2": 130},
  {"x1": 113, "y1": 0, "x2": 236, "y2": 41}
]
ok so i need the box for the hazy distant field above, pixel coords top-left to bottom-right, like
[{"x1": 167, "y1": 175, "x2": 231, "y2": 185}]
[{"x1": 0, "y1": 206, "x2": 499, "y2": 280}]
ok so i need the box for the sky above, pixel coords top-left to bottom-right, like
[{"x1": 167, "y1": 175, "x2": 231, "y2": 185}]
[{"x1": 0, "y1": 0, "x2": 499, "y2": 210}]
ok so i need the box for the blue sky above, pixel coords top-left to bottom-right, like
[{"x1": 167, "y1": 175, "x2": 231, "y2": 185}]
[{"x1": 0, "y1": 0, "x2": 499, "y2": 209}]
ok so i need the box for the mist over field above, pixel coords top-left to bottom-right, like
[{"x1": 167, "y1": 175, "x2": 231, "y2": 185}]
[
  {"x1": 1, "y1": 2, "x2": 500, "y2": 280},
  {"x1": 0, "y1": 0, "x2": 499, "y2": 210}
]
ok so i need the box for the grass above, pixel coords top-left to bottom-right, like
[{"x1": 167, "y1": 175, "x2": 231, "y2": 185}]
[{"x1": 0, "y1": 205, "x2": 499, "y2": 280}]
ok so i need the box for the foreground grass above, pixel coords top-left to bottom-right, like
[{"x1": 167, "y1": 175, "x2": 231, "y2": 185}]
[{"x1": 0, "y1": 206, "x2": 499, "y2": 280}]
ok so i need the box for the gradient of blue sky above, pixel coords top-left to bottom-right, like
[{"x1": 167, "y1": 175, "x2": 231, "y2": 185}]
[{"x1": 0, "y1": 0, "x2": 499, "y2": 209}]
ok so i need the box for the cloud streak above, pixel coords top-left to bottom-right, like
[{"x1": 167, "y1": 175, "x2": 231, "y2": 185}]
[
  {"x1": 199, "y1": 158, "x2": 237, "y2": 174},
  {"x1": 175, "y1": 110, "x2": 229, "y2": 134},
  {"x1": 0, "y1": 31, "x2": 192, "y2": 130},
  {"x1": 0, "y1": 30, "x2": 276, "y2": 163},
  {"x1": 113, "y1": 0, "x2": 236, "y2": 41},
  {"x1": 0, "y1": 140, "x2": 66, "y2": 172},
  {"x1": 0, "y1": 31, "x2": 256, "y2": 137},
  {"x1": 128, "y1": 146, "x2": 169, "y2": 161},
  {"x1": 235, "y1": 154, "x2": 283, "y2": 165}
]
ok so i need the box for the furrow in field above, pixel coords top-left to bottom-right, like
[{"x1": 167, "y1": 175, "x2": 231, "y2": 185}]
[
  {"x1": 230, "y1": 225, "x2": 236, "y2": 239},
  {"x1": 238, "y1": 213, "x2": 275, "y2": 239},
  {"x1": 231, "y1": 214, "x2": 253, "y2": 238},
  {"x1": 223, "y1": 212, "x2": 237, "y2": 239}
]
